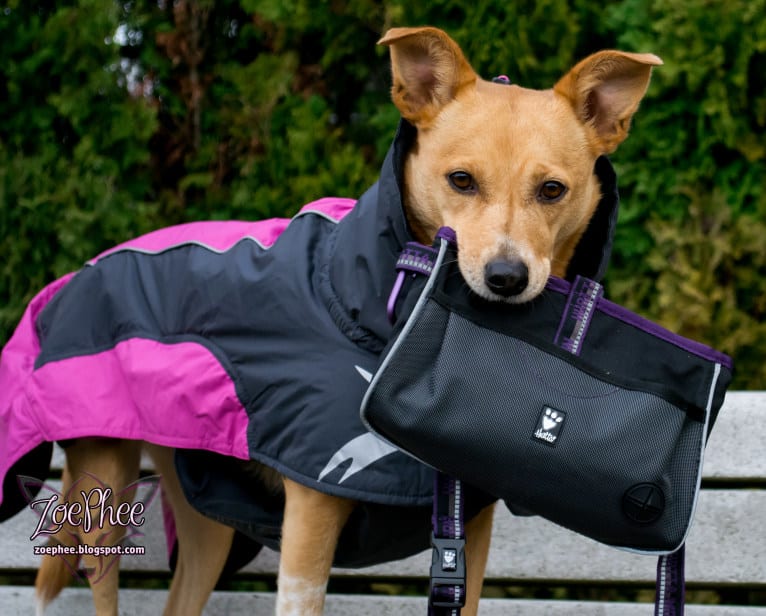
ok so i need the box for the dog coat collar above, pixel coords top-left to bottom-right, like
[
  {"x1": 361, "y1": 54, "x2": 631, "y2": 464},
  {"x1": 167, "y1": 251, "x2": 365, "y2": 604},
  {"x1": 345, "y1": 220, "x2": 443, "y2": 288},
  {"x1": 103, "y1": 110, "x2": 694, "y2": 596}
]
[{"x1": 567, "y1": 155, "x2": 620, "y2": 283}]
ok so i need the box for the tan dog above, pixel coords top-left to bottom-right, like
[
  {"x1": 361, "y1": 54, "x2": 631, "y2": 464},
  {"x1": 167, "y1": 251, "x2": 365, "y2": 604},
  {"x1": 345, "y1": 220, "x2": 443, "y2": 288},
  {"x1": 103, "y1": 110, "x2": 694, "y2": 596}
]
[{"x1": 34, "y1": 26, "x2": 660, "y2": 616}]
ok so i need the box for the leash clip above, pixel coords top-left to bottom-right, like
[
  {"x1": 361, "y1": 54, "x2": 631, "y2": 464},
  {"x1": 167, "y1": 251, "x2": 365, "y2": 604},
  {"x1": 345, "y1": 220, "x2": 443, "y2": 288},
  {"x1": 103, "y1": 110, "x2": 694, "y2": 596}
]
[{"x1": 429, "y1": 533, "x2": 467, "y2": 608}]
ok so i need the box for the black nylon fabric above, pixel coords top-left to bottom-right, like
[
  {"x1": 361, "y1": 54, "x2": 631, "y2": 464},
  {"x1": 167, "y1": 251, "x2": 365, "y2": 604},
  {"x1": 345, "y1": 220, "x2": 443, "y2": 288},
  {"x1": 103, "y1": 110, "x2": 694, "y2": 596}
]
[
  {"x1": 432, "y1": 269, "x2": 725, "y2": 419},
  {"x1": 362, "y1": 242, "x2": 732, "y2": 552},
  {"x1": 0, "y1": 442, "x2": 52, "y2": 522},
  {"x1": 174, "y1": 449, "x2": 493, "y2": 568},
  {"x1": 565, "y1": 155, "x2": 620, "y2": 282}
]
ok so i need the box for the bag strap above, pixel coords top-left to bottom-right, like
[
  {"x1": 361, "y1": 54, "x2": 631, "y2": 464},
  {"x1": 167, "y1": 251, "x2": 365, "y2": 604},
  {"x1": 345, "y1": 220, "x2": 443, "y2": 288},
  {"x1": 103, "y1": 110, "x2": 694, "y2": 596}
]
[
  {"x1": 429, "y1": 471, "x2": 466, "y2": 615},
  {"x1": 428, "y1": 478, "x2": 687, "y2": 616},
  {"x1": 554, "y1": 277, "x2": 687, "y2": 613},
  {"x1": 656, "y1": 545, "x2": 686, "y2": 615}
]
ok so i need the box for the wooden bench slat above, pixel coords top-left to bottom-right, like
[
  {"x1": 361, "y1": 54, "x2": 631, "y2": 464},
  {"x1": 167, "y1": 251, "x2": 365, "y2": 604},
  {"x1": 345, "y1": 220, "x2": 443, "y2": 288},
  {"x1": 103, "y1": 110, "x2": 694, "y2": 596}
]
[
  {"x1": 4, "y1": 485, "x2": 763, "y2": 586},
  {"x1": 331, "y1": 489, "x2": 766, "y2": 584},
  {"x1": 1, "y1": 587, "x2": 764, "y2": 615},
  {"x1": 703, "y1": 391, "x2": 766, "y2": 480},
  {"x1": 45, "y1": 391, "x2": 765, "y2": 479},
  {"x1": 5, "y1": 391, "x2": 762, "y2": 614}
]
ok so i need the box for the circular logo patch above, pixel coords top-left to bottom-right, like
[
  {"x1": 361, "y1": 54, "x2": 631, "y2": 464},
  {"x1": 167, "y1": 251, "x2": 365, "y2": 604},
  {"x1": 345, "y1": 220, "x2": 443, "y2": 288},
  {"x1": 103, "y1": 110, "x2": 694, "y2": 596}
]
[{"x1": 622, "y1": 483, "x2": 665, "y2": 524}]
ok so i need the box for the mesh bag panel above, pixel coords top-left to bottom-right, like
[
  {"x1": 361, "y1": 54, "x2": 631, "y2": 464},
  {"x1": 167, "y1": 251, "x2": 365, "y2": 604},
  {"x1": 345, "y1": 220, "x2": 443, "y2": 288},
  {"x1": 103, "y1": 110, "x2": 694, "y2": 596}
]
[{"x1": 365, "y1": 300, "x2": 705, "y2": 552}]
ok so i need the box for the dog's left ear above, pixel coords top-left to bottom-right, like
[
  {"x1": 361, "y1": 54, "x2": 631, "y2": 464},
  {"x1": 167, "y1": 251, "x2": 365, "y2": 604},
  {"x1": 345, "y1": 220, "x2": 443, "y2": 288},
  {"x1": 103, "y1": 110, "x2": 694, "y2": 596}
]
[
  {"x1": 378, "y1": 27, "x2": 477, "y2": 128},
  {"x1": 554, "y1": 50, "x2": 663, "y2": 154}
]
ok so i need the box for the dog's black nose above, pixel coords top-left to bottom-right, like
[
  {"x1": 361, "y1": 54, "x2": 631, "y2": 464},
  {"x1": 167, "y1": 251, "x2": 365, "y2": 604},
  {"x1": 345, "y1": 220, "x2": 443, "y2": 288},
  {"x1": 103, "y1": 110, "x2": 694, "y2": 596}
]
[{"x1": 484, "y1": 259, "x2": 529, "y2": 297}]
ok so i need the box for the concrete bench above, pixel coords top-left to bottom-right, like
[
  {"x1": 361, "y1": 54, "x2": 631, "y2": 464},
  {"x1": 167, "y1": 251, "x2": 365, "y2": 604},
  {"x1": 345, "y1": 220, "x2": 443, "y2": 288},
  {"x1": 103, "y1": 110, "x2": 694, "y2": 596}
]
[{"x1": 1, "y1": 391, "x2": 764, "y2": 614}]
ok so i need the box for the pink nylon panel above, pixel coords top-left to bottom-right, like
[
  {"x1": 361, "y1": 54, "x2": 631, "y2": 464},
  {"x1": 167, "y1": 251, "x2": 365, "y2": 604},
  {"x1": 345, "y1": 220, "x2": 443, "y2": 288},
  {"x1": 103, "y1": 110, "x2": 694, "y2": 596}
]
[
  {"x1": 0, "y1": 274, "x2": 76, "y2": 498},
  {"x1": 0, "y1": 197, "x2": 357, "y2": 509},
  {"x1": 90, "y1": 198, "x2": 357, "y2": 262},
  {"x1": 27, "y1": 339, "x2": 251, "y2": 459}
]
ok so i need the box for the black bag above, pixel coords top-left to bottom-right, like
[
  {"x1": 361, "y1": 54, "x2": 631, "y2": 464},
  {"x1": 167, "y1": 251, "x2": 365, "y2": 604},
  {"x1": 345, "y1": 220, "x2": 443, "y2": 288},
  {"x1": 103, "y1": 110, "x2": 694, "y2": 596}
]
[{"x1": 361, "y1": 229, "x2": 733, "y2": 554}]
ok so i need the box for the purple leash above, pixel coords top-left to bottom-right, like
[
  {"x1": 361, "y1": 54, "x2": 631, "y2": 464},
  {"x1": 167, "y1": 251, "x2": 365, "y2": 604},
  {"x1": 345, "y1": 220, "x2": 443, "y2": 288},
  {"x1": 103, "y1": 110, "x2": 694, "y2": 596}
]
[
  {"x1": 429, "y1": 472, "x2": 466, "y2": 615},
  {"x1": 656, "y1": 545, "x2": 686, "y2": 615},
  {"x1": 386, "y1": 238, "x2": 466, "y2": 614}
]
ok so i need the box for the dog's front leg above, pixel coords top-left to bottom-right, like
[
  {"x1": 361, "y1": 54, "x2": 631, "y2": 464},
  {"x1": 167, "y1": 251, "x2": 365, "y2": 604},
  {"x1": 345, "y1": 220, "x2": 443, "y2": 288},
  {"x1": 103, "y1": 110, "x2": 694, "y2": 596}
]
[
  {"x1": 277, "y1": 478, "x2": 355, "y2": 616},
  {"x1": 463, "y1": 501, "x2": 496, "y2": 616}
]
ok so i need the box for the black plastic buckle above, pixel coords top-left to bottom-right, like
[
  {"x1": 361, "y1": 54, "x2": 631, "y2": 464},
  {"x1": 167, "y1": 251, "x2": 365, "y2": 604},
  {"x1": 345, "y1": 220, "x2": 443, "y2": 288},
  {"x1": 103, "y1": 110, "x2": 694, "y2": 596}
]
[{"x1": 429, "y1": 533, "x2": 466, "y2": 608}]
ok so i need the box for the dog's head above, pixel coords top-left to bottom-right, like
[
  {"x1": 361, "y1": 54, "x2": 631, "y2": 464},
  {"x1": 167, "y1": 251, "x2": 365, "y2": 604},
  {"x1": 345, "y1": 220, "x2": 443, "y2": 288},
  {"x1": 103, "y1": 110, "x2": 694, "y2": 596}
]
[{"x1": 380, "y1": 27, "x2": 661, "y2": 303}]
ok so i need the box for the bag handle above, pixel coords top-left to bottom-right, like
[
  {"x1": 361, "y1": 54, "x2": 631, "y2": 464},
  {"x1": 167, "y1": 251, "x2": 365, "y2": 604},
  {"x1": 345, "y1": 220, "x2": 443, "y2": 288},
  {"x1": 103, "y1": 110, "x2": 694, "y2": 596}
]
[{"x1": 386, "y1": 235, "x2": 467, "y2": 614}]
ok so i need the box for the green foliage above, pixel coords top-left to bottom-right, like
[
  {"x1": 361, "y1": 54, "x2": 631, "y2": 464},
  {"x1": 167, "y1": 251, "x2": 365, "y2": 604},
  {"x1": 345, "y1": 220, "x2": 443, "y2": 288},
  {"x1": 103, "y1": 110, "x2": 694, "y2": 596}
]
[
  {"x1": 0, "y1": 1, "x2": 764, "y2": 388},
  {"x1": 601, "y1": 0, "x2": 766, "y2": 387},
  {"x1": 641, "y1": 190, "x2": 766, "y2": 386},
  {"x1": 0, "y1": 0, "x2": 158, "y2": 334}
]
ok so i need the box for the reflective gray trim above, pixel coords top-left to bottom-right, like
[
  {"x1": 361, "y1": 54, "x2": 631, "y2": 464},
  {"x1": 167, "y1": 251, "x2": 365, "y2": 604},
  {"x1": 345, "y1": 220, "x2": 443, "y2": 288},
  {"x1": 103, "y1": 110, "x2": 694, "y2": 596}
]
[
  {"x1": 85, "y1": 209, "x2": 343, "y2": 265},
  {"x1": 354, "y1": 365, "x2": 374, "y2": 383},
  {"x1": 359, "y1": 237, "x2": 449, "y2": 463},
  {"x1": 621, "y1": 361, "x2": 721, "y2": 557},
  {"x1": 317, "y1": 432, "x2": 398, "y2": 483}
]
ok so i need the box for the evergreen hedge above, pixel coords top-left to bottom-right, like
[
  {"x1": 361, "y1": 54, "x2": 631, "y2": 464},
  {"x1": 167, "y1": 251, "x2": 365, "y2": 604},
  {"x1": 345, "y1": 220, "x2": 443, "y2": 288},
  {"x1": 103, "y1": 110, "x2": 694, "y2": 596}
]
[{"x1": 1, "y1": 1, "x2": 763, "y2": 388}]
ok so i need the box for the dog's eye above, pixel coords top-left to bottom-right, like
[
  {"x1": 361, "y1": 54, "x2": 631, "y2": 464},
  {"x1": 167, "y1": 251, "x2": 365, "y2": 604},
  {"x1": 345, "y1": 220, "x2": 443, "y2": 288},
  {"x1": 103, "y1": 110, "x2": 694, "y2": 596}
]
[
  {"x1": 538, "y1": 181, "x2": 567, "y2": 202},
  {"x1": 448, "y1": 171, "x2": 476, "y2": 194}
]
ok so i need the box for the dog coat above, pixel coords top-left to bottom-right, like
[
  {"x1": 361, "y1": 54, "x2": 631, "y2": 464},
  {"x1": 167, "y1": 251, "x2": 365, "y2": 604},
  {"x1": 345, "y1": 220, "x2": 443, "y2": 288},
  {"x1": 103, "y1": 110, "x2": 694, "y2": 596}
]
[{"x1": 0, "y1": 121, "x2": 619, "y2": 568}]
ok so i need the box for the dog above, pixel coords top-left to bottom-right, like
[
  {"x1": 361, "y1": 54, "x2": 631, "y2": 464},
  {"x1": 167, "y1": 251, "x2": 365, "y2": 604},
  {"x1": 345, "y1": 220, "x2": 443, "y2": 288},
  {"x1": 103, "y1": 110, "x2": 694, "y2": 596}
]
[{"x1": 0, "y1": 26, "x2": 660, "y2": 616}]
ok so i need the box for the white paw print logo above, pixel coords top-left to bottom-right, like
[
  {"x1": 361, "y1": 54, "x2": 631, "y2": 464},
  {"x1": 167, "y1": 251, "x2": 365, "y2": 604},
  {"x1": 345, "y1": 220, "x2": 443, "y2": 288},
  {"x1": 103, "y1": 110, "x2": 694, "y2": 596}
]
[{"x1": 542, "y1": 408, "x2": 563, "y2": 431}]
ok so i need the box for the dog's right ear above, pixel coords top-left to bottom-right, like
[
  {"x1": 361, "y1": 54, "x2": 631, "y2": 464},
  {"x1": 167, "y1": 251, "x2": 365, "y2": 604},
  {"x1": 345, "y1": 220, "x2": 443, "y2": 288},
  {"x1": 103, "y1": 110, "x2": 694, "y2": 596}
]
[{"x1": 379, "y1": 27, "x2": 477, "y2": 128}]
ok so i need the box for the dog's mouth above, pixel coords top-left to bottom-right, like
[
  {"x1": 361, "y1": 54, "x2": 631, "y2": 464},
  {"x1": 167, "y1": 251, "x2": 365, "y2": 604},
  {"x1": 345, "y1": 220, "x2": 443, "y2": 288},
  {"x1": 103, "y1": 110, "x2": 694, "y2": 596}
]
[
  {"x1": 460, "y1": 257, "x2": 550, "y2": 305},
  {"x1": 471, "y1": 280, "x2": 548, "y2": 305}
]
